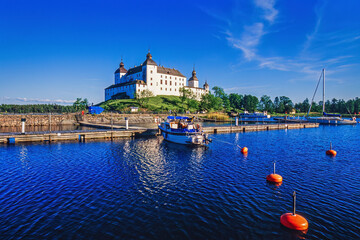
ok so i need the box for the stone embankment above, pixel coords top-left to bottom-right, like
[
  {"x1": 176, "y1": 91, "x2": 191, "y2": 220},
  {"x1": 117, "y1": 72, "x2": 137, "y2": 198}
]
[
  {"x1": 0, "y1": 113, "x2": 173, "y2": 127},
  {"x1": 0, "y1": 114, "x2": 76, "y2": 127}
]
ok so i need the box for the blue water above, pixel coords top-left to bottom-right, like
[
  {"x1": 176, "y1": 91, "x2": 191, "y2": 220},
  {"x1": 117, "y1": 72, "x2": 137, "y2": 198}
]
[{"x1": 1, "y1": 125, "x2": 359, "y2": 239}]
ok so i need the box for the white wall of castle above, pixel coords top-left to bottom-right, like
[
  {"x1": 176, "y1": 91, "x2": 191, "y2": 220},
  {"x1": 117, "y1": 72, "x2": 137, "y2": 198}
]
[{"x1": 105, "y1": 64, "x2": 208, "y2": 101}]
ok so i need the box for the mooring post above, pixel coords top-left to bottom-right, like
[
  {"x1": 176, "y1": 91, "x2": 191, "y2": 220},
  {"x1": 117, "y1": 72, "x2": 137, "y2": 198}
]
[
  {"x1": 274, "y1": 161, "x2": 276, "y2": 174},
  {"x1": 235, "y1": 117, "x2": 238, "y2": 126},
  {"x1": 49, "y1": 112, "x2": 52, "y2": 133},
  {"x1": 21, "y1": 118, "x2": 26, "y2": 135},
  {"x1": 292, "y1": 191, "x2": 296, "y2": 216},
  {"x1": 125, "y1": 117, "x2": 129, "y2": 130}
]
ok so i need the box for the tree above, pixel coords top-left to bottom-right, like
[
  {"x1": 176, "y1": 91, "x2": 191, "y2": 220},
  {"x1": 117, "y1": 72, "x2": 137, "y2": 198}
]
[
  {"x1": 279, "y1": 96, "x2": 294, "y2": 113},
  {"x1": 259, "y1": 95, "x2": 274, "y2": 112},
  {"x1": 73, "y1": 98, "x2": 88, "y2": 111},
  {"x1": 243, "y1": 95, "x2": 259, "y2": 112},
  {"x1": 229, "y1": 93, "x2": 243, "y2": 111},
  {"x1": 212, "y1": 86, "x2": 230, "y2": 110},
  {"x1": 135, "y1": 89, "x2": 154, "y2": 107},
  {"x1": 200, "y1": 93, "x2": 223, "y2": 111}
]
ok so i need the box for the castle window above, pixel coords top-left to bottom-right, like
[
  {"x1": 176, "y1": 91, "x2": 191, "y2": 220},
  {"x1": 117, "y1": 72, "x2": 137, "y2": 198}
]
[
  {"x1": 160, "y1": 80, "x2": 163, "y2": 84},
  {"x1": 170, "y1": 77, "x2": 171, "y2": 79},
  {"x1": 175, "y1": 77, "x2": 177, "y2": 80},
  {"x1": 150, "y1": 70, "x2": 153, "y2": 74},
  {"x1": 165, "y1": 80, "x2": 167, "y2": 85},
  {"x1": 161, "y1": 75, "x2": 162, "y2": 78},
  {"x1": 175, "y1": 82, "x2": 177, "y2": 86},
  {"x1": 151, "y1": 83, "x2": 152, "y2": 86},
  {"x1": 151, "y1": 78, "x2": 152, "y2": 80},
  {"x1": 170, "y1": 88, "x2": 171, "y2": 91},
  {"x1": 161, "y1": 87, "x2": 162, "y2": 90},
  {"x1": 175, "y1": 89, "x2": 176, "y2": 91},
  {"x1": 165, "y1": 76, "x2": 167, "y2": 79},
  {"x1": 165, "y1": 88, "x2": 167, "y2": 91}
]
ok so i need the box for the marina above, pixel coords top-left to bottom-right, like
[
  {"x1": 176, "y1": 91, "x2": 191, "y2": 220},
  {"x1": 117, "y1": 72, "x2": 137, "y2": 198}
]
[
  {"x1": 1, "y1": 124, "x2": 359, "y2": 239},
  {"x1": 0, "y1": 122, "x2": 319, "y2": 144}
]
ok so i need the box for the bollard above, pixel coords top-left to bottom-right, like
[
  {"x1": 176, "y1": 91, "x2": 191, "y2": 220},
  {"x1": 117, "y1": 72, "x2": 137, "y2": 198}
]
[
  {"x1": 21, "y1": 118, "x2": 26, "y2": 134},
  {"x1": 235, "y1": 117, "x2": 238, "y2": 126},
  {"x1": 293, "y1": 191, "x2": 296, "y2": 215},
  {"x1": 125, "y1": 117, "x2": 129, "y2": 130}
]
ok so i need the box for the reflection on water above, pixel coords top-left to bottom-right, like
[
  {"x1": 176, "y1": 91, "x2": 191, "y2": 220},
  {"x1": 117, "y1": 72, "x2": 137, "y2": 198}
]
[{"x1": 0, "y1": 125, "x2": 359, "y2": 239}]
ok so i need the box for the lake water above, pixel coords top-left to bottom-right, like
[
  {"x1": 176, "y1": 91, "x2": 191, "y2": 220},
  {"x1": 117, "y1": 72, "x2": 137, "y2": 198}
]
[{"x1": 0, "y1": 125, "x2": 359, "y2": 239}]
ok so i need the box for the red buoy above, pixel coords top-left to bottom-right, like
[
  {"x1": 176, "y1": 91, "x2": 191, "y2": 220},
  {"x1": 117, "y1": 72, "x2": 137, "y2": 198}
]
[
  {"x1": 281, "y1": 191, "x2": 308, "y2": 231},
  {"x1": 241, "y1": 147, "x2": 248, "y2": 154},
  {"x1": 266, "y1": 161, "x2": 282, "y2": 183},
  {"x1": 326, "y1": 142, "x2": 337, "y2": 156}
]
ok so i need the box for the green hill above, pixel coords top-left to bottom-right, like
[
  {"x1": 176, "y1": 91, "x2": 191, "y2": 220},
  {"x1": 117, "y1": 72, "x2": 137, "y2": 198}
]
[{"x1": 99, "y1": 95, "x2": 199, "y2": 113}]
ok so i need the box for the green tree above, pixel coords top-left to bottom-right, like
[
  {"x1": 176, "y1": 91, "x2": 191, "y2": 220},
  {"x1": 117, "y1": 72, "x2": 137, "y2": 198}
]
[
  {"x1": 258, "y1": 95, "x2": 274, "y2": 112},
  {"x1": 135, "y1": 89, "x2": 154, "y2": 107},
  {"x1": 243, "y1": 95, "x2": 259, "y2": 112},
  {"x1": 229, "y1": 93, "x2": 243, "y2": 111}
]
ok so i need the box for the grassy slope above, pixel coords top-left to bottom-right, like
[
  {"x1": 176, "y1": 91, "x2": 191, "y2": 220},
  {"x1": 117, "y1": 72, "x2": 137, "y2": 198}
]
[{"x1": 99, "y1": 95, "x2": 195, "y2": 112}]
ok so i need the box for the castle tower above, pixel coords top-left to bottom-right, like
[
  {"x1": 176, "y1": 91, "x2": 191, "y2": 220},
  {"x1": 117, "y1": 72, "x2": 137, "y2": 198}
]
[
  {"x1": 203, "y1": 80, "x2": 209, "y2": 91},
  {"x1": 114, "y1": 59, "x2": 127, "y2": 84},
  {"x1": 188, "y1": 67, "x2": 199, "y2": 88}
]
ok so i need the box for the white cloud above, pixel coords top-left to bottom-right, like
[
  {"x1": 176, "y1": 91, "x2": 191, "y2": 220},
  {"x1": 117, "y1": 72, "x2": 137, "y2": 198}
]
[
  {"x1": 226, "y1": 23, "x2": 265, "y2": 60},
  {"x1": 9, "y1": 97, "x2": 74, "y2": 104},
  {"x1": 254, "y1": 0, "x2": 278, "y2": 23}
]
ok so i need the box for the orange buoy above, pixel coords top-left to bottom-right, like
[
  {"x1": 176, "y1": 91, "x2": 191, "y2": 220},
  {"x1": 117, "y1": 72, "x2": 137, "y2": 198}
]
[
  {"x1": 326, "y1": 142, "x2": 337, "y2": 156},
  {"x1": 241, "y1": 147, "x2": 248, "y2": 154},
  {"x1": 281, "y1": 191, "x2": 308, "y2": 231},
  {"x1": 266, "y1": 161, "x2": 282, "y2": 183}
]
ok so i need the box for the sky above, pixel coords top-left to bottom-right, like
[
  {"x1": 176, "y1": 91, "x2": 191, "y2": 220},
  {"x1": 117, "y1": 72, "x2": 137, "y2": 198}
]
[{"x1": 1, "y1": 0, "x2": 360, "y2": 105}]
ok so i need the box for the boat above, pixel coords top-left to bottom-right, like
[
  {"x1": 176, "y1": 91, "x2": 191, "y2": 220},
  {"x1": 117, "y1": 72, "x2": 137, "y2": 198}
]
[
  {"x1": 239, "y1": 111, "x2": 271, "y2": 119},
  {"x1": 306, "y1": 69, "x2": 357, "y2": 125},
  {"x1": 158, "y1": 116, "x2": 212, "y2": 146}
]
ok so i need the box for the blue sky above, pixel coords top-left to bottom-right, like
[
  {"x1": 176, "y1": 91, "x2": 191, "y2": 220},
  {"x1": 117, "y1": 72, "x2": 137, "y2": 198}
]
[{"x1": 1, "y1": 0, "x2": 359, "y2": 105}]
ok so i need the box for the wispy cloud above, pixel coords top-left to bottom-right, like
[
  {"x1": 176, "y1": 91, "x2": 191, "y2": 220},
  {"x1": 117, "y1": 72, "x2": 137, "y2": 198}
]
[
  {"x1": 302, "y1": 0, "x2": 326, "y2": 54},
  {"x1": 226, "y1": 23, "x2": 265, "y2": 60},
  {"x1": 254, "y1": 0, "x2": 278, "y2": 23},
  {"x1": 4, "y1": 97, "x2": 74, "y2": 104}
]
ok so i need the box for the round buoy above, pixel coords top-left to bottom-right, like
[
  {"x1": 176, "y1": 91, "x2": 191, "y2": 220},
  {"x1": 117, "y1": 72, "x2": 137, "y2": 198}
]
[
  {"x1": 280, "y1": 213, "x2": 308, "y2": 230},
  {"x1": 326, "y1": 150, "x2": 337, "y2": 156},
  {"x1": 241, "y1": 147, "x2": 248, "y2": 154},
  {"x1": 267, "y1": 173, "x2": 283, "y2": 183},
  {"x1": 266, "y1": 161, "x2": 282, "y2": 183},
  {"x1": 326, "y1": 142, "x2": 337, "y2": 156},
  {"x1": 281, "y1": 191, "x2": 308, "y2": 231}
]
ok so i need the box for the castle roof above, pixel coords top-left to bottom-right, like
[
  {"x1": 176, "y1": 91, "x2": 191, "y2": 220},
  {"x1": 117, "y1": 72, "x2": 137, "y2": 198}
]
[
  {"x1": 188, "y1": 68, "x2": 198, "y2": 82},
  {"x1": 114, "y1": 61, "x2": 127, "y2": 74},
  {"x1": 142, "y1": 52, "x2": 157, "y2": 66},
  {"x1": 157, "y1": 66, "x2": 185, "y2": 77},
  {"x1": 125, "y1": 65, "x2": 143, "y2": 75}
]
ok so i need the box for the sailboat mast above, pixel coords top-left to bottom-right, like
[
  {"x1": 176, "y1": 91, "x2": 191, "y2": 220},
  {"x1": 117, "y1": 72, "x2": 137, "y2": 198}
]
[{"x1": 323, "y1": 68, "x2": 325, "y2": 113}]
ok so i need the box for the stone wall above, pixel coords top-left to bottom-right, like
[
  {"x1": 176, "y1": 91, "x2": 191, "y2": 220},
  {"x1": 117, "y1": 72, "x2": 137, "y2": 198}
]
[
  {"x1": 0, "y1": 114, "x2": 77, "y2": 127},
  {"x1": 0, "y1": 113, "x2": 174, "y2": 127},
  {"x1": 83, "y1": 113, "x2": 169, "y2": 124}
]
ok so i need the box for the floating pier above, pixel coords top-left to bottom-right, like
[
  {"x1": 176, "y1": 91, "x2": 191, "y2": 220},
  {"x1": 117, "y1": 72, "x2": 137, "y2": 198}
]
[
  {"x1": 0, "y1": 122, "x2": 318, "y2": 144},
  {"x1": 202, "y1": 122, "x2": 319, "y2": 134}
]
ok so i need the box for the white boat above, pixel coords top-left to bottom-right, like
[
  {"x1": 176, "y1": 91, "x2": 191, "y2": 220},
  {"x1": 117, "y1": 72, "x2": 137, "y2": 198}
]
[
  {"x1": 306, "y1": 69, "x2": 357, "y2": 125},
  {"x1": 158, "y1": 116, "x2": 211, "y2": 146}
]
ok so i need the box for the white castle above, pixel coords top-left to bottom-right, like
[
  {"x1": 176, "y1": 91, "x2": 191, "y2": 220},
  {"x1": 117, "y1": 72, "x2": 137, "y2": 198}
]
[{"x1": 105, "y1": 52, "x2": 209, "y2": 101}]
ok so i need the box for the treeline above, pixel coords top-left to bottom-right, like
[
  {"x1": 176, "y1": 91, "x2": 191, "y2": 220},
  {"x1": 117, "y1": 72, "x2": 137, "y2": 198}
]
[
  {"x1": 0, "y1": 98, "x2": 89, "y2": 113},
  {"x1": 198, "y1": 87, "x2": 360, "y2": 114}
]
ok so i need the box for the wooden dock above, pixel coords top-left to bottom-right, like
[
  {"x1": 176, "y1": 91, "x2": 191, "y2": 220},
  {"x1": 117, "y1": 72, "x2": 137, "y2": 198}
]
[
  {"x1": 202, "y1": 122, "x2": 319, "y2": 134},
  {"x1": 0, "y1": 122, "x2": 318, "y2": 144},
  {"x1": 0, "y1": 129, "x2": 147, "y2": 144}
]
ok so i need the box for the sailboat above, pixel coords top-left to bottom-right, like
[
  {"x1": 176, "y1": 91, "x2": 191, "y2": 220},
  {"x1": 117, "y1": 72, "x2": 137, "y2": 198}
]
[{"x1": 306, "y1": 69, "x2": 357, "y2": 125}]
